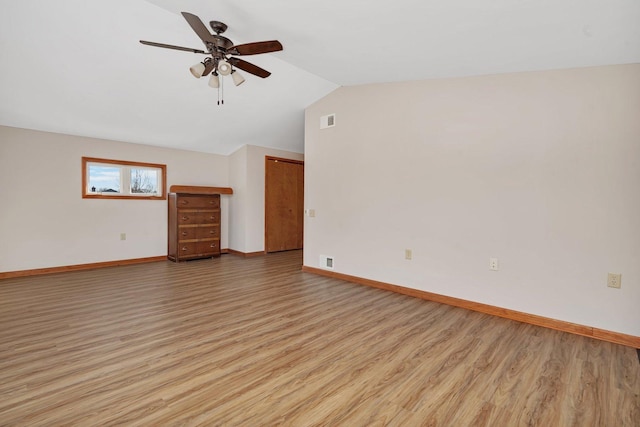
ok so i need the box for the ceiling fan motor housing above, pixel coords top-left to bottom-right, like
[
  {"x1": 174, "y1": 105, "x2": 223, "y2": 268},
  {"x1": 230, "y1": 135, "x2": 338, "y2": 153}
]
[{"x1": 207, "y1": 35, "x2": 234, "y2": 53}]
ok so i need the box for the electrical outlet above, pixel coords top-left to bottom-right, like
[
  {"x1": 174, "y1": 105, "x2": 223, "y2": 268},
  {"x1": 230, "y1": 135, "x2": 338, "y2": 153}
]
[
  {"x1": 607, "y1": 273, "x2": 621, "y2": 289},
  {"x1": 120, "y1": 233, "x2": 126, "y2": 241},
  {"x1": 489, "y1": 258, "x2": 499, "y2": 271},
  {"x1": 405, "y1": 249, "x2": 412, "y2": 260}
]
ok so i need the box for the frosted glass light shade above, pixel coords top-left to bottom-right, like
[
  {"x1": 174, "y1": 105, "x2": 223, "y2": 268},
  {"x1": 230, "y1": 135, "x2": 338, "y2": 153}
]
[
  {"x1": 208, "y1": 73, "x2": 220, "y2": 88},
  {"x1": 217, "y1": 60, "x2": 232, "y2": 76},
  {"x1": 231, "y1": 70, "x2": 245, "y2": 86},
  {"x1": 190, "y1": 62, "x2": 206, "y2": 78}
]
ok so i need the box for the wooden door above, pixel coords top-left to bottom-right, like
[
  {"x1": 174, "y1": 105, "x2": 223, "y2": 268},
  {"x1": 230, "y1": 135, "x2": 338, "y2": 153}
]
[{"x1": 265, "y1": 157, "x2": 304, "y2": 253}]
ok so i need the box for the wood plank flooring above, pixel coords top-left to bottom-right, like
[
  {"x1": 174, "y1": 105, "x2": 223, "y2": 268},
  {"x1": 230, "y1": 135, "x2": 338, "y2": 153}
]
[{"x1": 0, "y1": 250, "x2": 638, "y2": 426}]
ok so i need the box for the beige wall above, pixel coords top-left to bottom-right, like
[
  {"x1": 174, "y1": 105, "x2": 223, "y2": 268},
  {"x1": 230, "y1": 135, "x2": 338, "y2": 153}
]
[
  {"x1": 0, "y1": 126, "x2": 229, "y2": 272},
  {"x1": 304, "y1": 64, "x2": 640, "y2": 336},
  {"x1": 228, "y1": 145, "x2": 249, "y2": 252}
]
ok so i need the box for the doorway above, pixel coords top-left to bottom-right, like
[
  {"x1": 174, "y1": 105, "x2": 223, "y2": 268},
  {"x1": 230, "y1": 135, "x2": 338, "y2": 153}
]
[{"x1": 265, "y1": 156, "x2": 304, "y2": 253}]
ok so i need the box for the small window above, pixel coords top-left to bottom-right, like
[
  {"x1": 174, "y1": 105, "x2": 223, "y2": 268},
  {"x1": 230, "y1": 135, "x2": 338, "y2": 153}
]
[{"x1": 82, "y1": 157, "x2": 166, "y2": 200}]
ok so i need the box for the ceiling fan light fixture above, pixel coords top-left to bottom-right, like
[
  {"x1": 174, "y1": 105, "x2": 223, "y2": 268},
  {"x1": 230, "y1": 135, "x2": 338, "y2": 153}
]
[
  {"x1": 217, "y1": 60, "x2": 232, "y2": 76},
  {"x1": 189, "y1": 61, "x2": 206, "y2": 78},
  {"x1": 208, "y1": 72, "x2": 220, "y2": 88},
  {"x1": 231, "y1": 70, "x2": 245, "y2": 86}
]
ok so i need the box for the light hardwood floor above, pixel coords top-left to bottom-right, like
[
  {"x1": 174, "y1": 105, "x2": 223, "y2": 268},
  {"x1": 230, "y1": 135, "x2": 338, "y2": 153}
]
[{"x1": 0, "y1": 251, "x2": 638, "y2": 426}]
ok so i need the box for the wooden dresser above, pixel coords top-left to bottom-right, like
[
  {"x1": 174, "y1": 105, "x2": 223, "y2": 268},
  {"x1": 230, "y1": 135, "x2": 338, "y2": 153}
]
[{"x1": 168, "y1": 192, "x2": 221, "y2": 262}]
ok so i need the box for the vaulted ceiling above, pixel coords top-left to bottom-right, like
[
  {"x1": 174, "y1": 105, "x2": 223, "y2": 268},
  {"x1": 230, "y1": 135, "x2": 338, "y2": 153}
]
[{"x1": 1, "y1": 0, "x2": 638, "y2": 155}]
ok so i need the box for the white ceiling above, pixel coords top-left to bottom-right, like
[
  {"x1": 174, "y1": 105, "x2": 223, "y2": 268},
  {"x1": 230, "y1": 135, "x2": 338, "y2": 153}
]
[{"x1": 1, "y1": 0, "x2": 638, "y2": 155}]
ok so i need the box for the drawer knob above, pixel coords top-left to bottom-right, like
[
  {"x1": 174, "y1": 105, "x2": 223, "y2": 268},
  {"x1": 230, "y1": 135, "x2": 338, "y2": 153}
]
[
  {"x1": 181, "y1": 232, "x2": 187, "y2": 236},
  {"x1": 182, "y1": 216, "x2": 188, "y2": 221},
  {"x1": 181, "y1": 247, "x2": 188, "y2": 251},
  {"x1": 210, "y1": 243, "x2": 217, "y2": 248}
]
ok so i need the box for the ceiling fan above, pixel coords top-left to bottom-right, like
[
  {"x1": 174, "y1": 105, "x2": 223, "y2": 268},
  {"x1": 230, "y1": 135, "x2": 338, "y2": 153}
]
[{"x1": 140, "y1": 12, "x2": 282, "y2": 102}]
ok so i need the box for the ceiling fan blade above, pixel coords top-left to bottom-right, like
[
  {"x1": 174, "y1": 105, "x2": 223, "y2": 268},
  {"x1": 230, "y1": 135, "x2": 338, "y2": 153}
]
[
  {"x1": 228, "y1": 57, "x2": 271, "y2": 78},
  {"x1": 140, "y1": 40, "x2": 205, "y2": 54},
  {"x1": 181, "y1": 12, "x2": 216, "y2": 43},
  {"x1": 228, "y1": 40, "x2": 283, "y2": 56}
]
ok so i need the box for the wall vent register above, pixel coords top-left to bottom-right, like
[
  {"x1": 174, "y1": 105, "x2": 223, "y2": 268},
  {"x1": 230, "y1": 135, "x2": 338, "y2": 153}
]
[
  {"x1": 320, "y1": 114, "x2": 336, "y2": 129},
  {"x1": 320, "y1": 255, "x2": 335, "y2": 270}
]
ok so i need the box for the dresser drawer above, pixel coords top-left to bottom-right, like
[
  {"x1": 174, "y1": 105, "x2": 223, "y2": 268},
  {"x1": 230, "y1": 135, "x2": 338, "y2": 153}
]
[
  {"x1": 177, "y1": 225, "x2": 220, "y2": 240},
  {"x1": 177, "y1": 211, "x2": 220, "y2": 225},
  {"x1": 176, "y1": 195, "x2": 220, "y2": 209},
  {"x1": 178, "y1": 240, "x2": 220, "y2": 258},
  {"x1": 178, "y1": 240, "x2": 220, "y2": 257}
]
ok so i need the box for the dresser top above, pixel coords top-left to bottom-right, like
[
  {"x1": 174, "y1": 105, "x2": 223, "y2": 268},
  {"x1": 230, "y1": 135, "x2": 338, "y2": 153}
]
[{"x1": 169, "y1": 185, "x2": 233, "y2": 195}]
